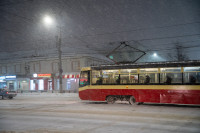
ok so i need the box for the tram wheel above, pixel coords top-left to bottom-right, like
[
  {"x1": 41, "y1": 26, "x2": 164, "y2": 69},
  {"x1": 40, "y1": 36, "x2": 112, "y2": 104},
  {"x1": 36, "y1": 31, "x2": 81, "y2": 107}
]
[
  {"x1": 106, "y1": 96, "x2": 115, "y2": 104},
  {"x1": 137, "y1": 102, "x2": 144, "y2": 105},
  {"x1": 129, "y1": 96, "x2": 136, "y2": 105}
]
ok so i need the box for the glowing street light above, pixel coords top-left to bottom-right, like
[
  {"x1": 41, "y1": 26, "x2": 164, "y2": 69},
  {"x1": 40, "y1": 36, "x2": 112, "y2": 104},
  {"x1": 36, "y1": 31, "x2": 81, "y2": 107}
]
[
  {"x1": 43, "y1": 15, "x2": 54, "y2": 26},
  {"x1": 153, "y1": 53, "x2": 157, "y2": 57}
]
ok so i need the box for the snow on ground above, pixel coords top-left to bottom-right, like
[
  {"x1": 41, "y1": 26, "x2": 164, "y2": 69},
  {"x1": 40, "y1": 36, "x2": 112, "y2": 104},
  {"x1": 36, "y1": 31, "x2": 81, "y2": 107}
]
[{"x1": 0, "y1": 93, "x2": 200, "y2": 133}]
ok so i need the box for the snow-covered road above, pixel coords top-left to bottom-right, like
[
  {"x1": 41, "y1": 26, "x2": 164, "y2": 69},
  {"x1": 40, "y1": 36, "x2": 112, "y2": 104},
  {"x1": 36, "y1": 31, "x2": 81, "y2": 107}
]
[{"x1": 0, "y1": 93, "x2": 200, "y2": 133}]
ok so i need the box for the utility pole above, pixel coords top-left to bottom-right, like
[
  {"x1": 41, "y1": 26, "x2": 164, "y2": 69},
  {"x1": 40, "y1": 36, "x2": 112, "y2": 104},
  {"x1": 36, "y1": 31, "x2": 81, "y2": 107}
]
[
  {"x1": 43, "y1": 15, "x2": 63, "y2": 93},
  {"x1": 57, "y1": 26, "x2": 63, "y2": 93}
]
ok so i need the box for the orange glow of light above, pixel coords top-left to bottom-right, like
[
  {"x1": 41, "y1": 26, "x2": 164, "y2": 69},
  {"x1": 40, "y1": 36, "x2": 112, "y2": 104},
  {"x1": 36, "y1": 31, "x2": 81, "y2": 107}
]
[{"x1": 37, "y1": 74, "x2": 51, "y2": 77}]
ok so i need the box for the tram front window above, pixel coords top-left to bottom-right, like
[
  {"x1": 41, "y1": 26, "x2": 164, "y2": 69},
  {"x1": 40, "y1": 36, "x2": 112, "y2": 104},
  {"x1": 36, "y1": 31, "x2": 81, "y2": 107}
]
[{"x1": 79, "y1": 71, "x2": 90, "y2": 87}]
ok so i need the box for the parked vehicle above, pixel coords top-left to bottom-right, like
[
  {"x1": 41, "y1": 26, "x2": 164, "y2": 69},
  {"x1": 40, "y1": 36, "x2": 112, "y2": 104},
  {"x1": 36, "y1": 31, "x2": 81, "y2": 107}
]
[{"x1": 0, "y1": 89, "x2": 17, "y2": 99}]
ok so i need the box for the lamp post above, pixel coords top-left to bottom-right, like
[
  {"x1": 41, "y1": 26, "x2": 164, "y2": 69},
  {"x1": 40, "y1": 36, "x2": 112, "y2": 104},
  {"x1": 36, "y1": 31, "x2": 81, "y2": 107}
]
[
  {"x1": 57, "y1": 26, "x2": 63, "y2": 93},
  {"x1": 43, "y1": 15, "x2": 63, "y2": 93}
]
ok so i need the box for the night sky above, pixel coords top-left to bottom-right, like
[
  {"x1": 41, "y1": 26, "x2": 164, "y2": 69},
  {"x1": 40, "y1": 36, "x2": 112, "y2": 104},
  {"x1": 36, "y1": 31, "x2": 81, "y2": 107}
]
[{"x1": 0, "y1": 0, "x2": 200, "y2": 62}]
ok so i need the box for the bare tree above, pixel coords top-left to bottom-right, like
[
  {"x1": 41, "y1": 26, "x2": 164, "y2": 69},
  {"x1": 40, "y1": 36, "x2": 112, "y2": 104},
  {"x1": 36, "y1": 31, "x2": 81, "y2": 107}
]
[{"x1": 175, "y1": 42, "x2": 189, "y2": 61}]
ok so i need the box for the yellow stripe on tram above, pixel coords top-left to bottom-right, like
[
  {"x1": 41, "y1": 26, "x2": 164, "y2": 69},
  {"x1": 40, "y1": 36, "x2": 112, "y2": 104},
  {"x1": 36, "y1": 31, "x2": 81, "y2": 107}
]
[{"x1": 79, "y1": 85, "x2": 200, "y2": 92}]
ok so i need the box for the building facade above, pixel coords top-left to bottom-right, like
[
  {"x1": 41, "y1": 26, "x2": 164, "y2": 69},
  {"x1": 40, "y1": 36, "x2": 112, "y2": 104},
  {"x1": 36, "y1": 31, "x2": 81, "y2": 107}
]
[{"x1": 0, "y1": 56, "x2": 110, "y2": 92}]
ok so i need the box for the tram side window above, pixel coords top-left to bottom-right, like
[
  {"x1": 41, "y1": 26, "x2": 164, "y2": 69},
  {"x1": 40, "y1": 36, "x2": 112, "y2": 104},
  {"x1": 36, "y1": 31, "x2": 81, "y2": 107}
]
[
  {"x1": 79, "y1": 71, "x2": 90, "y2": 87},
  {"x1": 183, "y1": 67, "x2": 200, "y2": 84},
  {"x1": 102, "y1": 70, "x2": 119, "y2": 84},
  {"x1": 120, "y1": 69, "x2": 138, "y2": 84},
  {"x1": 92, "y1": 70, "x2": 103, "y2": 85},
  {"x1": 160, "y1": 67, "x2": 182, "y2": 84},
  {"x1": 139, "y1": 68, "x2": 159, "y2": 84}
]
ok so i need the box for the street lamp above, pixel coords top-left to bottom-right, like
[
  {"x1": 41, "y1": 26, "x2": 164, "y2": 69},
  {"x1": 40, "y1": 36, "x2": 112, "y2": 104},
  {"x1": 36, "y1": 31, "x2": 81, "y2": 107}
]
[
  {"x1": 43, "y1": 15, "x2": 53, "y2": 26},
  {"x1": 43, "y1": 15, "x2": 63, "y2": 93}
]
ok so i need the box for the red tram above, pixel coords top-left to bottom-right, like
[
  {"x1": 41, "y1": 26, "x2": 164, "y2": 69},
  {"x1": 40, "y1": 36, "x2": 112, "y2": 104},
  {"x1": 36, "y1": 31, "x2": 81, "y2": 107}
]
[{"x1": 79, "y1": 61, "x2": 200, "y2": 105}]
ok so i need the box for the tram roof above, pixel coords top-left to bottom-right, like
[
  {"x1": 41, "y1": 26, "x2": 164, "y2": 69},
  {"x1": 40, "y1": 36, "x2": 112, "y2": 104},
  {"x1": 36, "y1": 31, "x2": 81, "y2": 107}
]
[{"x1": 91, "y1": 60, "x2": 200, "y2": 70}]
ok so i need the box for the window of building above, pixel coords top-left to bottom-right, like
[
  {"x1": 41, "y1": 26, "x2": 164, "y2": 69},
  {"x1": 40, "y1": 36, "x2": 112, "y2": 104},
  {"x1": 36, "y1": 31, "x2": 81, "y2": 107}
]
[
  {"x1": 52, "y1": 62, "x2": 58, "y2": 73},
  {"x1": 72, "y1": 61, "x2": 80, "y2": 71},
  {"x1": 7, "y1": 65, "x2": 15, "y2": 74},
  {"x1": 2, "y1": 66, "x2": 7, "y2": 74},
  {"x1": 34, "y1": 62, "x2": 40, "y2": 72},
  {"x1": 15, "y1": 64, "x2": 21, "y2": 73},
  {"x1": 87, "y1": 61, "x2": 92, "y2": 67}
]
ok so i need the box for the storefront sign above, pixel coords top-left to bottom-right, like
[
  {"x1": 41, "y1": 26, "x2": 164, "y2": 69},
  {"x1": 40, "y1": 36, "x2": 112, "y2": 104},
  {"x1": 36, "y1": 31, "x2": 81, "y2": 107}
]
[
  {"x1": 33, "y1": 74, "x2": 38, "y2": 78},
  {"x1": 64, "y1": 74, "x2": 80, "y2": 78},
  {"x1": 5, "y1": 75, "x2": 16, "y2": 79},
  {"x1": 38, "y1": 74, "x2": 51, "y2": 78},
  {"x1": 0, "y1": 76, "x2": 6, "y2": 82},
  {"x1": 0, "y1": 76, "x2": 5, "y2": 80},
  {"x1": 33, "y1": 74, "x2": 51, "y2": 78}
]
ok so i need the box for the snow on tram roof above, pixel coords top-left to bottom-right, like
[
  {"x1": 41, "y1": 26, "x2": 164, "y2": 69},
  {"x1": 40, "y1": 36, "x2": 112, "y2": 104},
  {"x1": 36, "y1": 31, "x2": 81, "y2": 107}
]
[{"x1": 91, "y1": 60, "x2": 200, "y2": 70}]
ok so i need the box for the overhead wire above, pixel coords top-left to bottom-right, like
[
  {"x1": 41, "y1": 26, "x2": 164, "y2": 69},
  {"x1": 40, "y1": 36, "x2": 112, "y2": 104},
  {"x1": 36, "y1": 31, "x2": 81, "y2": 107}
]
[
  {"x1": 138, "y1": 33, "x2": 200, "y2": 42},
  {"x1": 1, "y1": 4, "x2": 200, "y2": 45},
  {"x1": 140, "y1": 39, "x2": 200, "y2": 47},
  {"x1": 0, "y1": 0, "x2": 31, "y2": 6},
  {"x1": 64, "y1": 33, "x2": 200, "y2": 50},
  {"x1": 0, "y1": 1, "x2": 200, "y2": 56},
  {"x1": 1, "y1": 32, "x2": 200, "y2": 53},
  {"x1": 0, "y1": 25, "x2": 22, "y2": 34},
  {"x1": 146, "y1": 44, "x2": 200, "y2": 52},
  {"x1": 79, "y1": 21, "x2": 200, "y2": 38},
  {"x1": 1, "y1": 6, "x2": 200, "y2": 45},
  {"x1": 0, "y1": 8, "x2": 34, "y2": 22}
]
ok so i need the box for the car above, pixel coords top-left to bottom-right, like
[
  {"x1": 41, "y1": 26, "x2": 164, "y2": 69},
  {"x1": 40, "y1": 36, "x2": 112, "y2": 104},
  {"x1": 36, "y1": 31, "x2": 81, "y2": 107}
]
[{"x1": 0, "y1": 89, "x2": 17, "y2": 99}]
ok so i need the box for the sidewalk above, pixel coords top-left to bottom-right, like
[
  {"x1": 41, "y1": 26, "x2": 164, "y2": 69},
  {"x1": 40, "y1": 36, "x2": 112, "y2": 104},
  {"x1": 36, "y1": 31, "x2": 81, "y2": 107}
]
[{"x1": 17, "y1": 92, "x2": 79, "y2": 97}]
